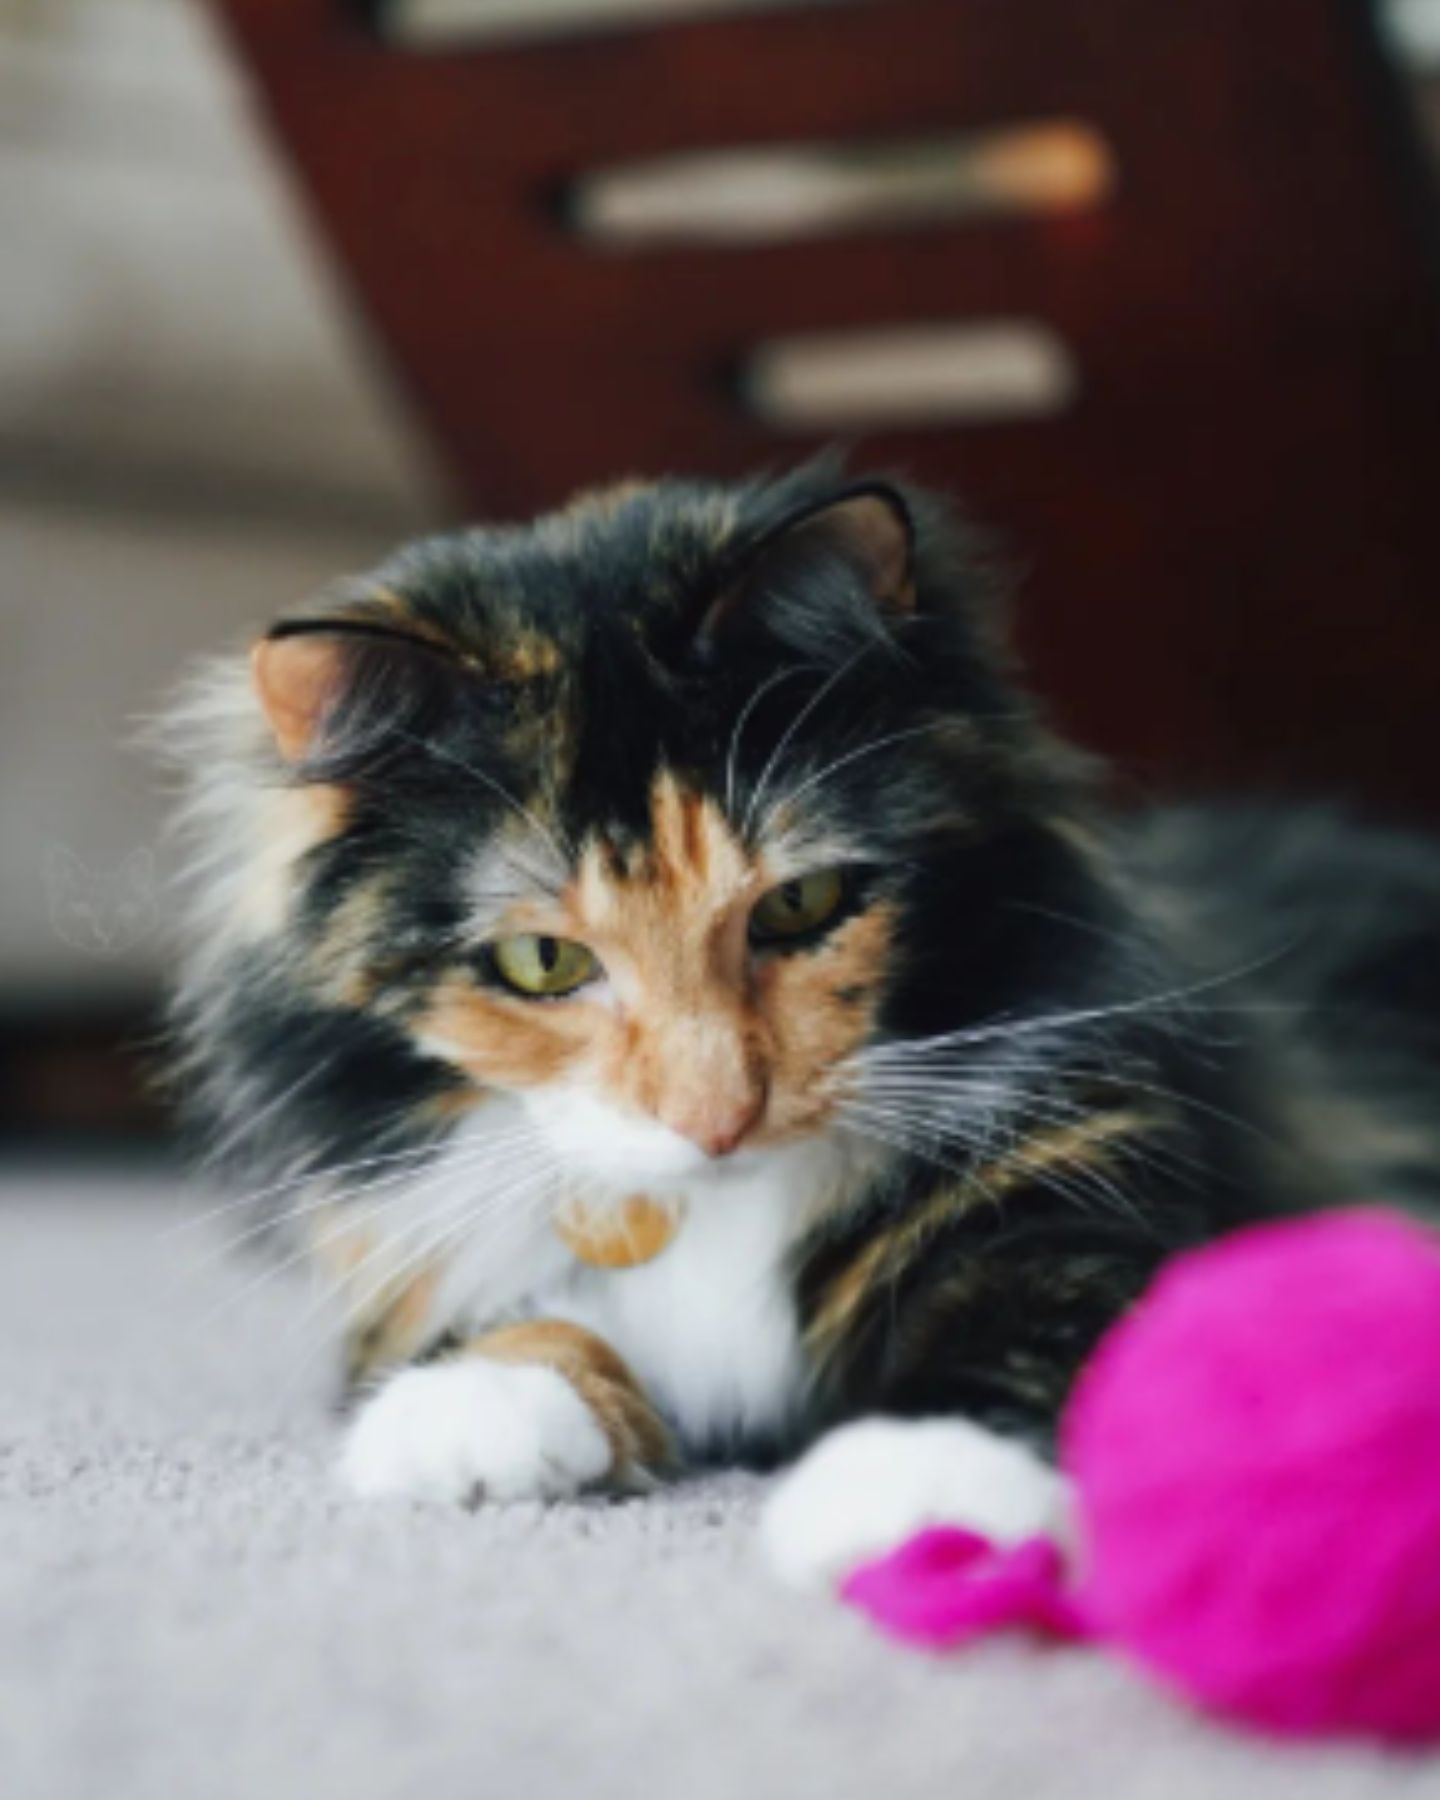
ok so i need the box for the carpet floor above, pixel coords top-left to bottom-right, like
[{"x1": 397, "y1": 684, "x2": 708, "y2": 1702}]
[{"x1": 2, "y1": 1167, "x2": 1436, "y2": 1800}]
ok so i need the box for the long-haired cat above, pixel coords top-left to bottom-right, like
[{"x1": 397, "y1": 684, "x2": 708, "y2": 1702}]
[{"x1": 162, "y1": 466, "x2": 1440, "y2": 1548}]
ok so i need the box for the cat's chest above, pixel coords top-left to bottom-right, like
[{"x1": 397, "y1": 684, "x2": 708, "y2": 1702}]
[
  {"x1": 420, "y1": 1120, "x2": 847, "y2": 1455},
  {"x1": 544, "y1": 1185, "x2": 811, "y2": 1456}
]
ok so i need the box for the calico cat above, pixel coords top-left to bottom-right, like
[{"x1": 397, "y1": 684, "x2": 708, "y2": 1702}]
[{"x1": 163, "y1": 464, "x2": 1440, "y2": 1526}]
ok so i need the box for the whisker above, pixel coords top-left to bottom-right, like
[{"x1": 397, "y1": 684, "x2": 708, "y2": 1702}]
[
  {"x1": 851, "y1": 1068, "x2": 1216, "y2": 1189},
  {"x1": 742, "y1": 642, "x2": 882, "y2": 839},
  {"x1": 272, "y1": 1171, "x2": 561, "y2": 1408},
  {"x1": 724, "y1": 662, "x2": 818, "y2": 823},
  {"x1": 852, "y1": 1098, "x2": 1145, "y2": 1226},
  {"x1": 391, "y1": 727, "x2": 573, "y2": 886},
  {"x1": 199, "y1": 1056, "x2": 338, "y2": 1168},
  {"x1": 759, "y1": 722, "x2": 944, "y2": 841},
  {"x1": 164, "y1": 1111, "x2": 548, "y2": 1255},
  {"x1": 317, "y1": 1168, "x2": 553, "y2": 1333},
  {"x1": 853, "y1": 945, "x2": 1302, "y2": 1069},
  {"x1": 160, "y1": 1139, "x2": 454, "y2": 1239},
  {"x1": 262, "y1": 1155, "x2": 559, "y2": 1362},
  {"x1": 181, "y1": 1123, "x2": 551, "y2": 1335},
  {"x1": 185, "y1": 1125, "x2": 551, "y2": 1269},
  {"x1": 837, "y1": 1107, "x2": 1014, "y2": 1219}
]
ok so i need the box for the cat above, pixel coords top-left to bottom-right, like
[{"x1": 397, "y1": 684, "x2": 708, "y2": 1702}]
[
  {"x1": 47, "y1": 846, "x2": 158, "y2": 958},
  {"x1": 161, "y1": 464, "x2": 1440, "y2": 1540}
]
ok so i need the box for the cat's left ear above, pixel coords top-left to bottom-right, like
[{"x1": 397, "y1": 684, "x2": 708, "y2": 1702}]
[{"x1": 701, "y1": 481, "x2": 915, "y2": 646}]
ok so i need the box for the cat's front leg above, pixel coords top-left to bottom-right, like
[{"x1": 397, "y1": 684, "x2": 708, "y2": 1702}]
[
  {"x1": 770, "y1": 1151, "x2": 1169, "y2": 1584},
  {"x1": 340, "y1": 1321, "x2": 672, "y2": 1504}
]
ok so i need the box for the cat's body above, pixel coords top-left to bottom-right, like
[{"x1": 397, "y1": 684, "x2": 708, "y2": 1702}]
[{"x1": 162, "y1": 467, "x2": 1440, "y2": 1513}]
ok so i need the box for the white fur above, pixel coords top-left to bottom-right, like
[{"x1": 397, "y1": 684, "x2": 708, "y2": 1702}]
[
  {"x1": 343, "y1": 1116, "x2": 867, "y2": 1497},
  {"x1": 385, "y1": 1102, "x2": 571, "y2": 1322},
  {"x1": 543, "y1": 1137, "x2": 850, "y2": 1449},
  {"x1": 526, "y1": 1088, "x2": 713, "y2": 1187},
  {"x1": 340, "y1": 1359, "x2": 611, "y2": 1503},
  {"x1": 759, "y1": 1416, "x2": 1070, "y2": 1589}
]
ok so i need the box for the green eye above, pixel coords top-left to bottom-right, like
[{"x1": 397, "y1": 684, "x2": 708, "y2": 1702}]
[
  {"x1": 490, "y1": 935, "x2": 599, "y2": 997},
  {"x1": 750, "y1": 868, "x2": 847, "y2": 945}
]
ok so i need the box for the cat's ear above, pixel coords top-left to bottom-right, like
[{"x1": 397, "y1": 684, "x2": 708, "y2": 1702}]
[
  {"x1": 773, "y1": 483, "x2": 916, "y2": 616},
  {"x1": 251, "y1": 619, "x2": 460, "y2": 765},
  {"x1": 251, "y1": 631, "x2": 349, "y2": 761},
  {"x1": 701, "y1": 481, "x2": 915, "y2": 648}
]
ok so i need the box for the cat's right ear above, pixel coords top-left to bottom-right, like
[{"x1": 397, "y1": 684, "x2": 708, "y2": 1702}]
[
  {"x1": 251, "y1": 619, "x2": 459, "y2": 765},
  {"x1": 251, "y1": 632, "x2": 348, "y2": 761}
]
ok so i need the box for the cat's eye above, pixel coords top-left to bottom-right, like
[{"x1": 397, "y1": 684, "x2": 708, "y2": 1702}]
[
  {"x1": 489, "y1": 934, "x2": 599, "y2": 998},
  {"x1": 749, "y1": 868, "x2": 847, "y2": 945}
]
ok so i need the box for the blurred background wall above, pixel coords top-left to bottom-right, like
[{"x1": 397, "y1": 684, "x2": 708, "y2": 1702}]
[
  {"x1": 0, "y1": 0, "x2": 440, "y2": 1136},
  {"x1": 2, "y1": 0, "x2": 1439, "y2": 1144}
]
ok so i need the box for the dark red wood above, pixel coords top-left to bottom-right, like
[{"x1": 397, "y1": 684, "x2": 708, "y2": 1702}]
[{"x1": 209, "y1": 0, "x2": 1440, "y2": 819}]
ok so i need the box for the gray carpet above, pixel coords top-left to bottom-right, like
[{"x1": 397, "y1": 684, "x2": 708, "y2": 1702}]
[{"x1": 3, "y1": 1169, "x2": 1436, "y2": 1800}]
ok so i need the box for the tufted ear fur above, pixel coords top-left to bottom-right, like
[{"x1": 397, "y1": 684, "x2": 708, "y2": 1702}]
[
  {"x1": 251, "y1": 617, "x2": 468, "y2": 769},
  {"x1": 251, "y1": 633, "x2": 350, "y2": 761},
  {"x1": 699, "y1": 481, "x2": 915, "y2": 654},
  {"x1": 778, "y1": 483, "x2": 916, "y2": 616}
]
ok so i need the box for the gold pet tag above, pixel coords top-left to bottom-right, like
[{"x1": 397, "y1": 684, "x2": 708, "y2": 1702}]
[{"x1": 555, "y1": 1196, "x2": 680, "y2": 1269}]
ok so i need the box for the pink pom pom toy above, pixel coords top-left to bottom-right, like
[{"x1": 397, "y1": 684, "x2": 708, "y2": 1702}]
[{"x1": 841, "y1": 1209, "x2": 1440, "y2": 1744}]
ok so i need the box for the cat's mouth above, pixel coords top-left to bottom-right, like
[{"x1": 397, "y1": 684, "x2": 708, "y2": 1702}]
[
  {"x1": 523, "y1": 1088, "x2": 760, "y2": 1189},
  {"x1": 548, "y1": 1131, "x2": 778, "y2": 1198}
]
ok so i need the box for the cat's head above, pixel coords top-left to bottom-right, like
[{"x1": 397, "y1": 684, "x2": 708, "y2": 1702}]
[{"x1": 174, "y1": 467, "x2": 1101, "y2": 1193}]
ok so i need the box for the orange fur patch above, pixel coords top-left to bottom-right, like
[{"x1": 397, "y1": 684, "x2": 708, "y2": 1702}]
[
  {"x1": 555, "y1": 1195, "x2": 681, "y2": 1268},
  {"x1": 467, "y1": 1319, "x2": 672, "y2": 1477},
  {"x1": 236, "y1": 782, "x2": 350, "y2": 941},
  {"x1": 315, "y1": 1216, "x2": 446, "y2": 1389},
  {"x1": 305, "y1": 872, "x2": 397, "y2": 1007},
  {"x1": 804, "y1": 1107, "x2": 1150, "y2": 1359},
  {"x1": 410, "y1": 770, "x2": 890, "y2": 1156},
  {"x1": 757, "y1": 902, "x2": 895, "y2": 1138},
  {"x1": 415, "y1": 972, "x2": 593, "y2": 1088}
]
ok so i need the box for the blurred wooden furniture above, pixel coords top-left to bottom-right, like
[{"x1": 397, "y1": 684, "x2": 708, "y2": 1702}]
[{"x1": 210, "y1": 0, "x2": 1440, "y2": 818}]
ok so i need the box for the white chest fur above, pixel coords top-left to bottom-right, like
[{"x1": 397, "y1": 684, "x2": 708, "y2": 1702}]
[
  {"x1": 544, "y1": 1170, "x2": 814, "y2": 1454},
  {"x1": 375, "y1": 1112, "x2": 856, "y2": 1458}
]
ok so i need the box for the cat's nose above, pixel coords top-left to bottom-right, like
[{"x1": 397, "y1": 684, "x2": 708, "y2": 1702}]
[{"x1": 664, "y1": 1088, "x2": 766, "y2": 1159}]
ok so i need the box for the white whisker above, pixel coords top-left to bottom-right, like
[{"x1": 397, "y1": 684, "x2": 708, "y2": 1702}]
[
  {"x1": 391, "y1": 726, "x2": 573, "y2": 883},
  {"x1": 188, "y1": 1126, "x2": 550, "y2": 1270},
  {"x1": 200, "y1": 1056, "x2": 338, "y2": 1168},
  {"x1": 854, "y1": 945, "x2": 1300, "y2": 1069},
  {"x1": 161, "y1": 1139, "x2": 454, "y2": 1239},
  {"x1": 724, "y1": 662, "x2": 818, "y2": 823},
  {"x1": 742, "y1": 642, "x2": 881, "y2": 839},
  {"x1": 759, "y1": 721, "x2": 945, "y2": 840}
]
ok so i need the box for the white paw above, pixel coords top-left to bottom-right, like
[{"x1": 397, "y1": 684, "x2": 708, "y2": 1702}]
[
  {"x1": 760, "y1": 1416, "x2": 1070, "y2": 1589},
  {"x1": 340, "y1": 1359, "x2": 612, "y2": 1504}
]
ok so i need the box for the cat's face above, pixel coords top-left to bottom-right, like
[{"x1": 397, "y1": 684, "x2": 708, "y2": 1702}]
[
  {"x1": 410, "y1": 768, "x2": 898, "y2": 1185},
  {"x1": 235, "y1": 473, "x2": 1079, "y2": 1193}
]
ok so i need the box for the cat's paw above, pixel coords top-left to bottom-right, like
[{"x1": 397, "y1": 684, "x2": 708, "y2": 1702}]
[
  {"x1": 340, "y1": 1358, "x2": 613, "y2": 1504},
  {"x1": 760, "y1": 1416, "x2": 1069, "y2": 1589}
]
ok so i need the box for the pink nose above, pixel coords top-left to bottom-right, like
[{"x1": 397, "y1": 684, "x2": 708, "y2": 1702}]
[{"x1": 664, "y1": 1091, "x2": 766, "y2": 1159}]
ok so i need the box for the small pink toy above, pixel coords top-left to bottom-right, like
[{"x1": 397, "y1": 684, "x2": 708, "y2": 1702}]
[{"x1": 842, "y1": 1210, "x2": 1440, "y2": 1743}]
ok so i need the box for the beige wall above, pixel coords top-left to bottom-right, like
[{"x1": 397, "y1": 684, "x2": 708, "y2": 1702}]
[{"x1": 0, "y1": 0, "x2": 440, "y2": 1002}]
